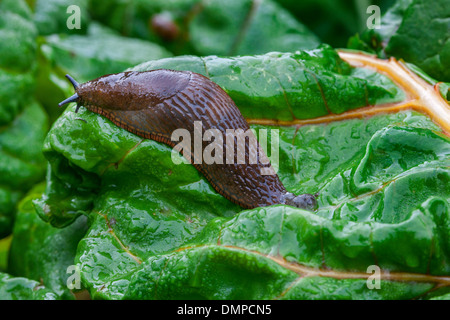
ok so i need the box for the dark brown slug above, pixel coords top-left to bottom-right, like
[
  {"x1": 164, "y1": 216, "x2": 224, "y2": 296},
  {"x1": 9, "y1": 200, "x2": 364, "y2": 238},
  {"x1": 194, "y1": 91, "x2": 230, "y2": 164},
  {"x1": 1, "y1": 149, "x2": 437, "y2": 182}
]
[{"x1": 59, "y1": 70, "x2": 317, "y2": 211}]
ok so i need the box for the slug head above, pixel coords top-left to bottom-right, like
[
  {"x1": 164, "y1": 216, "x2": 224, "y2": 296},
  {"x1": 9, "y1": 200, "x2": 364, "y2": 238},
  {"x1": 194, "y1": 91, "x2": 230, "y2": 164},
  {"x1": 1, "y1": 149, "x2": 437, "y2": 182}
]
[{"x1": 58, "y1": 71, "x2": 191, "y2": 114}]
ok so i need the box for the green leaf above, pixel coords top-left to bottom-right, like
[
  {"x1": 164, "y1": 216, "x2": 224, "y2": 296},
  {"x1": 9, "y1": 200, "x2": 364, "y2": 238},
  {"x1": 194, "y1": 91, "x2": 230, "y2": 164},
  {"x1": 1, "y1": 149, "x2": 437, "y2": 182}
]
[
  {"x1": 8, "y1": 184, "x2": 89, "y2": 299},
  {"x1": 385, "y1": 0, "x2": 450, "y2": 82},
  {"x1": 0, "y1": 0, "x2": 50, "y2": 237},
  {"x1": 41, "y1": 23, "x2": 173, "y2": 83},
  {"x1": 33, "y1": 0, "x2": 90, "y2": 36},
  {"x1": 273, "y1": 0, "x2": 370, "y2": 48},
  {"x1": 0, "y1": 0, "x2": 36, "y2": 72},
  {"x1": 186, "y1": 0, "x2": 320, "y2": 56},
  {"x1": 34, "y1": 22, "x2": 173, "y2": 122},
  {"x1": 0, "y1": 272, "x2": 59, "y2": 300},
  {"x1": 0, "y1": 101, "x2": 49, "y2": 238},
  {"x1": 88, "y1": 0, "x2": 320, "y2": 56},
  {"x1": 0, "y1": 236, "x2": 11, "y2": 272},
  {"x1": 0, "y1": 0, "x2": 37, "y2": 125},
  {"x1": 132, "y1": 46, "x2": 405, "y2": 121},
  {"x1": 348, "y1": 0, "x2": 450, "y2": 82},
  {"x1": 36, "y1": 48, "x2": 449, "y2": 299},
  {"x1": 60, "y1": 110, "x2": 447, "y2": 299}
]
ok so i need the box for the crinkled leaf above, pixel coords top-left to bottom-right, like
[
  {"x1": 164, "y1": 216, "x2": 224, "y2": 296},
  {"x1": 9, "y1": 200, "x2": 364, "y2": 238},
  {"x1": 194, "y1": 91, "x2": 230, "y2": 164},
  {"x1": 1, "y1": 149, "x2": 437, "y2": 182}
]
[
  {"x1": 273, "y1": 0, "x2": 369, "y2": 47},
  {"x1": 348, "y1": 0, "x2": 450, "y2": 82},
  {"x1": 385, "y1": 0, "x2": 450, "y2": 82},
  {"x1": 35, "y1": 22, "x2": 172, "y2": 122},
  {"x1": 36, "y1": 48, "x2": 450, "y2": 299},
  {"x1": 42, "y1": 108, "x2": 449, "y2": 300},
  {"x1": 0, "y1": 0, "x2": 37, "y2": 124},
  {"x1": 41, "y1": 23, "x2": 173, "y2": 83},
  {"x1": 89, "y1": 0, "x2": 320, "y2": 56},
  {"x1": 33, "y1": 0, "x2": 90, "y2": 35},
  {"x1": 36, "y1": 47, "x2": 406, "y2": 227},
  {"x1": 132, "y1": 45, "x2": 405, "y2": 121},
  {"x1": 8, "y1": 184, "x2": 89, "y2": 299},
  {"x1": 0, "y1": 1, "x2": 36, "y2": 72},
  {"x1": 0, "y1": 272, "x2": 58, "y2": 300},
  {"x1": 0, "y1": 0, "x2": 49, "y2": 237},
  {"x1": 0, "y1": 101, "x2": 49, "y2": 237}
]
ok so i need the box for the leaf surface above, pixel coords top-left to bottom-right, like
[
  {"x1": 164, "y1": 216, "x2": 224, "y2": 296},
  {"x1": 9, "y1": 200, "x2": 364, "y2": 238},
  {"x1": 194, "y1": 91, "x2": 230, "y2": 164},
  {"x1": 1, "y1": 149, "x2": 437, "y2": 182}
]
[
  {"x1": 0, "y1": 0, "x2": 48, "y2": 237},
  {"x1": 348, "y1": 0, "x2": 450, "y2": 82},
  {"x1": 36, "y1": 48, "x2": 450, "y2": 299}
]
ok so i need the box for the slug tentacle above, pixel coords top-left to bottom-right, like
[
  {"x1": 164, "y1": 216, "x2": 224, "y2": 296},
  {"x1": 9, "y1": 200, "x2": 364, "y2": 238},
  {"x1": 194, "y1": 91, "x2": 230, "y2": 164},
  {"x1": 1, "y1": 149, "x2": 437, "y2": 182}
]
[
  {"x1": 58, "y1": 93, "x2": 79, "y2": 107},
  {"x1": 65, "y1": 74, "x2": 79, "y2": 90},
  {"x1": 59, "y1": 69, "x2": 318, "y2": 211}
]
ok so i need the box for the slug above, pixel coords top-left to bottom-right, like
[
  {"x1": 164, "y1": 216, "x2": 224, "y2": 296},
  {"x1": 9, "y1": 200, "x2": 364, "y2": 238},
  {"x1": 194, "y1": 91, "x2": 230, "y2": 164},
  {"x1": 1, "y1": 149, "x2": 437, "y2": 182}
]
[{"x1": 58, "y1": 70, "x2": 318, "y2": 211}]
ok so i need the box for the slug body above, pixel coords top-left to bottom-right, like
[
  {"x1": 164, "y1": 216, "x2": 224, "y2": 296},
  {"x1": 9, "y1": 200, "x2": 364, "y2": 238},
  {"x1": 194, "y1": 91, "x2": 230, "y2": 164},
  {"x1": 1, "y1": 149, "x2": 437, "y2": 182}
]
[{"x1": 59, "y1": 70, "x2": 317, "y2": 210}]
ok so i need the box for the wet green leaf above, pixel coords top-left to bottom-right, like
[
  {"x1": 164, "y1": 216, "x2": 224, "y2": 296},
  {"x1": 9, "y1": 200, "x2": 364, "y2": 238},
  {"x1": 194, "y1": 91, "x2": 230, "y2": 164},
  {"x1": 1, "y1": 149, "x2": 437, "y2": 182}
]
[
  {"x1": 348, "y1": 0, "x2": 450, "y2": 82},
  {"x1": 0, "y1": 101, "x2": 49, "y2": 237},
  {"x1": 0, "y1": 0, "x2": 50, "y2": 237},
  {"x1": 34, "y1": 22, "x2": 173, "y2": 124},
  {"x1": 8, "y1": 184, "x2": 89, "y2": 299},
  {"x1": 89, "y1": 0, "x2": 320, "y2": 56},
  {"x1": 42, "y1": 107, "x2": 449, "y2": 299},
  {"x1": 2, "y1": 0, "x2": 448, "y2": 301},
  {"x1": 33, "y1": 0, "x2": 90, "y2": 36},
  {"x1": 132, "y1": 46, "x2": 405, "y2": 121},
  {"x1": 41, "y1": 23, "x2": 173, "y2": 83},
  {"x1": 36, "y1": 48, "x2": 449, "y2": 299},
  {"x1": 0, "y1": 236, "x2": 11, "y2": 272},
  {"x1": 0, "y1": 272, "x2": 58, "y2": 300},
  {"x1": 0, "y1": 0, "x2": 37, "y2": 124}
]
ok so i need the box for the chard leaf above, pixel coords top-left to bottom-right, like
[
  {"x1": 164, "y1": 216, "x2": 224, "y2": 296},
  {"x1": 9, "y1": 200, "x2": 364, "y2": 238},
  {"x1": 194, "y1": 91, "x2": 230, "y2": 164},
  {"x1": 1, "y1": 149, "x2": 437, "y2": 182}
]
[
  {"x1": 7, "y1": 184, "x2": 88, "y2": 300},
  {"x1": 33, "y1": 0, "x2": 90, "y2": 36},
  {"x1": 0, "y1": 272, "x2": 58, "y2": 300},
  {"x1": 0, "y1": 0, "x2": 37, "y2": 124},
  {"x1": 41, "y1": 23, "x2": 173, "y2": 83},
  {"x1": 0, "y1": 0, "x2": 48, "y2": 237},
  {"x1": 88, "y1": 0, "x2": 320, "y2": 56},
  {"x1": 132, "y1": 45, "x2": 405, "y2": 121},
  {"x1": 35, "y1": 48, "x2": 450, "y2": 299},
  {"x1": 348, "y1": 0, "x2": 450, "y2": 82}
]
